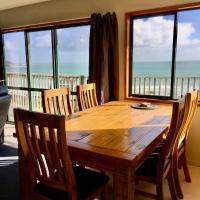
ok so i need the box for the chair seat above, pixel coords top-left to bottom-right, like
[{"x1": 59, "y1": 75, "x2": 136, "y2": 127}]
[
  {"x1": 35, "y1": 166, "x2": 109, "y2": 200},
  {"x1": 136, "y1": 152, "x2": 170, "y2": 178},
  {"x1": 136, "y1": 156, "x2": 159, "y2": 177}
]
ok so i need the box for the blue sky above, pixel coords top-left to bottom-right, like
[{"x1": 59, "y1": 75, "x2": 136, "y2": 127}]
[
  {"x1": 178, "y1": 9, "x2": 200, "y2": 38},
  {"x1": 3, "y1": 25, "x2": 90, "y2": 67},
  {"x1": 4, "y1": 9, "x2": 200, "y2": 66},
  {"x1": 133, "y1": 9, "x2": 200, "y2": 62}
]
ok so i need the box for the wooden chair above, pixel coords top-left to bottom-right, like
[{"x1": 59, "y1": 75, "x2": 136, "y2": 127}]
[
  {"x1": 14, "y1": 108, "x2": 109, "y2": 200},
  {"x1": 76, "y1": 83, "x2": 98, "y2": 111},
  {"x1": 172, "y1": 90, "x2": 198, "y2": 199},
  {"x1": 42, "y1": 88, "x2": 73, "y2": 115},
  {"x1": 135, "y1": 96, "x2": 187, "y2": 200}
]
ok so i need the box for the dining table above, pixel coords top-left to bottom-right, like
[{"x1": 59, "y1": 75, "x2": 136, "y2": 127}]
[
  {"x1": 18, "y1": 100, "x2": 172, "y2": 200},
  {"x1": 65, "y1": 100, "x2": 171, "y2": 200}
]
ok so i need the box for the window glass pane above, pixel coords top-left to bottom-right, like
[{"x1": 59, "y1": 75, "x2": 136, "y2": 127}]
[
  {"x1": 31, "y1": 91, "x2": 42, "y2": 112},
  {"x1": 8, "y1": 89, "x2": 29, "y2": 121},
  {"x1": 3, "y1": 32, "x2": 28, "y2": 87},
  {"x1": 57, "y1": 25, "x2": 90, "y2": 91},
  {"x1": 175, "y1": 9, "x2": 200, "y2": 99},
  {"x1": 29, "y1": 30, "x2": 53, "y2": 89},
  {"x1": 131, "y1": 15, "x2": 174, "y2": 96}
]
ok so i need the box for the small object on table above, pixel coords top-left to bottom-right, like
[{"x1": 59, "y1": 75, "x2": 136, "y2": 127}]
[{"x1": 131, "y1": 102, "x2": 158, "y2": 110}]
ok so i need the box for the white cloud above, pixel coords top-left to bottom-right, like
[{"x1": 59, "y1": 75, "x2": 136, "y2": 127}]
[
  {"x1": 4, "y1": 40, "x2": 16, "y2": 51},
  {"x1": 33, "y1": 33, "x2": 51, "y2": 48},
  {"x1": 134, "y1": 16, "x2": 200, "y2": 47},
  {"x1": 177, "y1": 23, "x2": 200, "y2": 45}
]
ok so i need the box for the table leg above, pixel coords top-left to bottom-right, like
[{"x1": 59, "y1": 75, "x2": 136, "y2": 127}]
[{"x1": 113, "y1": 166, "x2": 135, "y2": 200}]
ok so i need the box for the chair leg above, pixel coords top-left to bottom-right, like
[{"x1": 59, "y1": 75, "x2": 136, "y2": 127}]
[
  {"x1": 173, "y1": 161, "x2": 184, "y2": 199},
  {"x1": 156, "y1": 180, "x2": 164, "y2": 200},
  {"x1": 101, "y1": 185, "x2": 108, "y2": 200},
  {"x1": 167, "y1": 168, "x2": 177, "y2": 200},
  {"x1": 180, "y1": 151, "x2": 192, "y2": 183}
]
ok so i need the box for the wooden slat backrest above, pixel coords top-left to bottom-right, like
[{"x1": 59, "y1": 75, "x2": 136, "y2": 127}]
[
  {"x1": 42, "y1": 88, "x2": 73, "y2": 115},
  {"x1": 76, "y1": 83, "x2": 98, "y2": 111},
  {"x1": 157, "y1": 97, "x2": 186, "y2": 175},
  {"x1": 179, "y1": 90, "x2": 198, "y2": 144},
  {"x1": 14, "y1": 108, "x2": 77, "y2": 199}
]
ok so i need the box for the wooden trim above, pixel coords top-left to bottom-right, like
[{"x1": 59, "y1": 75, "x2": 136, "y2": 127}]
[
  {"x1": 126, "y1": 2, "x2": 200, "y2": 17},
  {"x1": 125, "y1": 13, "x2": 131, "y2": 99},
  {"x1": 126, "y1": 96, "x2": 200, "y2": 106},
  {"x1": 125, "y1": 96, "x2": 175, "y2": 104},
  {"x1": 1, "y1": 17, "x2": 90, "y2": 33},
  {"x1": 125, "y1": 2, "x2": 200, "y2": 100}
]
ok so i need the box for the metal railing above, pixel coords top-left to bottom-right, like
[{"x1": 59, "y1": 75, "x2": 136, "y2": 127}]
[
  {"x1": 6, "y1": 72, "x2": 88, "y2": 120},
  {"x1": 6, "y1": 73, "x2": 200, "y2": 120},
  {"x1": 133, "y1": 76, "x2": 200, "y2": 98}
]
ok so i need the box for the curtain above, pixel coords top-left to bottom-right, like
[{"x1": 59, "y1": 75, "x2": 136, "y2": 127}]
[
  {"x1": 0, "y1": 30, "x2": 4, "y2": 81},
  {"x1": 89, "y1": 12, "x2": 119, "y2": 104}
]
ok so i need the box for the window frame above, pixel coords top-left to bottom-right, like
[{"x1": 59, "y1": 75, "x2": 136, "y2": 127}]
[
  {"x1": 125, "y1": 2, "x2": 200, "y2": 102},
  {"x1": 1, "y1": 18, "x2": 90, "y2": 121}
]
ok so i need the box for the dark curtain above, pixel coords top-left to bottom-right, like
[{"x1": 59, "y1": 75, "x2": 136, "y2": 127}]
[
  {"x1": 0, "y1": 30, "x2": 4, "y2": 81},
  {"x1": 89, "y1": 12, "x2": 119, "y2": 104}
]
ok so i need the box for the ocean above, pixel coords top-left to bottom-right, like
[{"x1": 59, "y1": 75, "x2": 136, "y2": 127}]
[
  {"x1": 5, "y1": 61, "x2": 200, "y2": 77},
  {"x1": 133, "y1": 61, "x2": 200, "y2": 77},
  {"x1": 5, "y1": 62, "x2": 89, "y2": 76}
]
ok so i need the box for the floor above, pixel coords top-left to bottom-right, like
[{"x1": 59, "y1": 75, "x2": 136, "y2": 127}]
[{"x1": 3, "y1": 124, "x2": 200, "y2": 200}]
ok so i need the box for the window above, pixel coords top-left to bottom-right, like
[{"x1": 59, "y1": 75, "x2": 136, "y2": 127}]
[
  {"x1": 57, "y1": 26, "x2": 90, "y2": 90},
  {"x1": 126, "y1": 5, "x2": 200, "y2": 100},
  {"x1": 2, "y1": 21, "x2": 90, "y2": 121},
  {"x1": 175, "y1": 9, "x2": 200, "y2": 99}
]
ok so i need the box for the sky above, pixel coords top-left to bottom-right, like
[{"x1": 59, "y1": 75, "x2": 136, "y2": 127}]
[
  {"x1": 133, "y1": 9, "x2": 200, "y2": 62},
  {"x1": 3, "y1": 9, "x2": 200, "y2": 66},
  {"x1": 3, "y1": 25, "x2": 90, "y2": 66}
]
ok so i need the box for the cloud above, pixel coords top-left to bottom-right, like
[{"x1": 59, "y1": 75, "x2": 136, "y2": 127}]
[
  {"x1": 33, "y1": 33, "x2": 51, "y2": 48},
  {"x1": 134, "y1": 16, "x2": 200, "y2": 47},
  {"x1": 4, "y1": 40, "x2": 17, "y2": 51},
  {"x1": 177, "y1": 23, "x2": 200, "y2": 45},
  {"x1": 57, "y1": 26, "x2": 90, "y2": 52}
]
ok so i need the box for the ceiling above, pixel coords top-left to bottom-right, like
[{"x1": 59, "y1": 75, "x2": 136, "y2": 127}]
[{"x1": 0, "y1": 0, "x2": 51, "y2": 11}]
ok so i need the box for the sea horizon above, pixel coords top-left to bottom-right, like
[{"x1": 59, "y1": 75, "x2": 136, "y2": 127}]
[{"x1": 5, "y1": 60, "x2": 200, "y2": 77}]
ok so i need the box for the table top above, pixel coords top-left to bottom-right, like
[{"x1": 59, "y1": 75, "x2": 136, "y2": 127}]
[{"x1": 65, "y1": 101, "x2": 172, "y2": 166}]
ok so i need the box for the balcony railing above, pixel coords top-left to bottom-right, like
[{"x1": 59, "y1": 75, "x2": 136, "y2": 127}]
[
  {"x1": 5, "y1": 73, "x2": 200, "y2": 120},
  {"x1": 6, "y1": 72, "x2": 88, "y2": 120},
  {"x1": 133, "y1": 76, "x2": 200, "y2": 98}
]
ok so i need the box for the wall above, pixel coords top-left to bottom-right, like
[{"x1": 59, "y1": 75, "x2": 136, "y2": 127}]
[{"x1": 0, "y1": 0, "x2": 199, "y2": 165}]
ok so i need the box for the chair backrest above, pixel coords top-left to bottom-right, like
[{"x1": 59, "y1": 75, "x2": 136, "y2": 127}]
[
  {"x1": 157, "y1": 96, "x2": 186, "y2": 174},
  {"x1": 76, "y1": 83, "x2": 98, "y2": 111},
  {"x1": 179, "y1": 90, "x2": 198, "y2": 144},
  {"x1": 14, "y1": 108, "x2": 77, "y2": 199},
  {"x1": 42, "y1": 88, "x2": 73, "y2": 115}
]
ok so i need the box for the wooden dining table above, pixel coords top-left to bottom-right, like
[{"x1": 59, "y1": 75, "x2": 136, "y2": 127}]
[
  {"x1": 18, "y1": 100, "x2": 172, "y2": 200},
  {"x1": 65, "y1": 101, "x2": 172, "y2": 200}
]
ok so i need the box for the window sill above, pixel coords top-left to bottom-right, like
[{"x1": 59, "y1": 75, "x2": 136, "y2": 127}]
[
  {"x1": 125, "y1": 96, "x2": 175, "y2": 105},
  {"x1": 125, "y1": 96, "x2": 200, "y2": 107}
]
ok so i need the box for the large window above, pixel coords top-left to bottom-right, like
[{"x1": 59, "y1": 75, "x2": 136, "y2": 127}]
[
  {"x1": 126, "y1": 6, "x2": 200, "y2": 100},
  {"x1": 2, "y1": 22, "x2": 90, "y2": 121}
]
